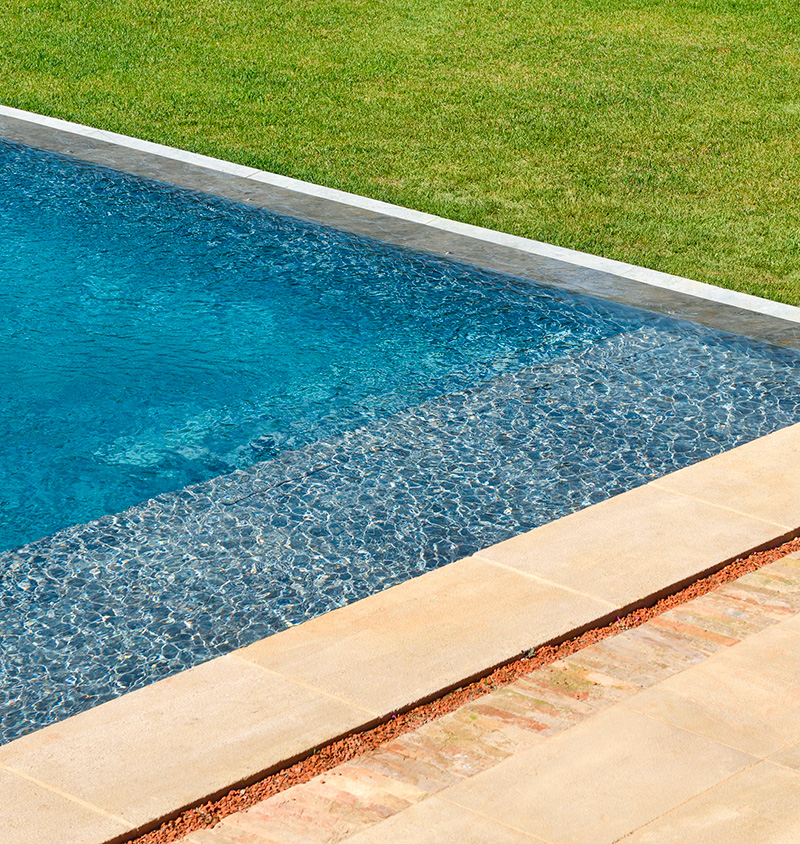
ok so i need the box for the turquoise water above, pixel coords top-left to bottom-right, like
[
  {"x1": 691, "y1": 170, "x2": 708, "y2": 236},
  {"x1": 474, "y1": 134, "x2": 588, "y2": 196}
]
[
  {"x1": 0, "y1": 139, "x2": 636, "y2": 551},
  {"x1": 3, "y1": 138, "x2": 800, "y2": 745}
]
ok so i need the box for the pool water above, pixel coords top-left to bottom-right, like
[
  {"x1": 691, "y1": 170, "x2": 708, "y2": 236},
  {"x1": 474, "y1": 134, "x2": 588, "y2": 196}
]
[
  {"x1": 1, "y1": 139, "x2": 639, "y2": 552},
  {"x1": 1, "y1": 139, "x2": 799, "y2": 744}
]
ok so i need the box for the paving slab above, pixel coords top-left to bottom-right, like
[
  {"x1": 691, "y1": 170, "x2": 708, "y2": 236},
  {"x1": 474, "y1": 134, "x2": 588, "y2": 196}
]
[
  {"x1": 623, "y1": 761, "x2": 800, "y2": 844},
  {"x1": 475, "y1": 477, "x2": 791, "y2": 607},
  {"x1": 236, "y1": 555, "x2": 614, "y2": 715},
  {"x1": 0, "y1": 767, "x2": 128, "y2": 844},
  {"x1": 653, "y1": 421, "x2": 800, "y2": 528},
  {"x1": 175, "y1": 553, "x2": 800, "y2": 844},
  {"x1": 771, "y1": 739, "x2": 800, "y2": 771},
  {"x1": 0, "y1": 655, "x2": 370, "y2": 831},
  {"x1": 442, "y1": 706, "x2": 755, "y2": 844},
  {"x1": 337, "y1": 796, "x2": 541, "y2": 844},
  {"x1": 623, "y1": 617, "x2": 800, "y2": 757}
]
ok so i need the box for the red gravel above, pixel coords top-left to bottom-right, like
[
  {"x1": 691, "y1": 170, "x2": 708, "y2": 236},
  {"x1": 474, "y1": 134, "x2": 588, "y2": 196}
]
[{"x1": 130, "y1": 535, "x2": 800, "y2": 844}]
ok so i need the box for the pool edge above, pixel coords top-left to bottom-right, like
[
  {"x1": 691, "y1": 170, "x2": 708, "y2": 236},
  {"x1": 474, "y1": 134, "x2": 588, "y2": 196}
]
[
  {"x1": 2, "y1": 103, "x2": 800, "y2": 346},
  {"x1": 3, "y1": 106, "x2": 800, "y2": 844},
  {"x1": 1, "y1": 424, "x2": 800, "y2": 844}
]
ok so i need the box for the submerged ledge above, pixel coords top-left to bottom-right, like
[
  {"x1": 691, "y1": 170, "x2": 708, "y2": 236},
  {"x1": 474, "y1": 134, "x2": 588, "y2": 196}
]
[
  {"x1": 1, "y1": 423, "x2": 800, "y2": 844},
  {"x1": 1, "y1": 106, "x2": 800, "y2": 844}
]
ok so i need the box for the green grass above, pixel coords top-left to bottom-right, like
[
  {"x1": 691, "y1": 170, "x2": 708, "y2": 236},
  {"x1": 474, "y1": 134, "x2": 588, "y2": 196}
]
[{"x1": 3, "y1": 0, "x2": 800, "y2": 303}]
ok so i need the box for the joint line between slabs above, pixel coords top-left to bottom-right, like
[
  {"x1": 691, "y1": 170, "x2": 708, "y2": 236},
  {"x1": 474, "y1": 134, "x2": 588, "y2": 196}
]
[
  {"x1": 765, "y1": 723, "x2": 800, "y2": 765},
  {"x1": 471, "y1": 555, "x2": 617, "y2": 608},
  {"x1": 435, "y1": 793, "x2": 555, "y2": 843},
  {"x1": 0, "y1": 760, "x2": 131, "y2": 828},
  {"x1": 616, "y1": 701, "x2": 763, "y2": 761},
  {"x1": 612, "y1": 757, "x2": 766, "y2": 843},
  {"x1": 228, "y1": 654, "x2": 381, "y2": 718},
  {"x1": 649, "y1": 482, "x2": 793, "y2": 531},
  {"x1": 766, "y1": 754, "x2": 800, "y2": 774}
]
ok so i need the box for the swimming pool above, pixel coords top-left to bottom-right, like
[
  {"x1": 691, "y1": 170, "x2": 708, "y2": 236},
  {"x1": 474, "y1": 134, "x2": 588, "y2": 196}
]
[
  {"x1": 2, "y1": 138, "x2": 799, "y2": 744},
  {"x1": 0, "y1": 138, "x2": 645, "y2": 553}
]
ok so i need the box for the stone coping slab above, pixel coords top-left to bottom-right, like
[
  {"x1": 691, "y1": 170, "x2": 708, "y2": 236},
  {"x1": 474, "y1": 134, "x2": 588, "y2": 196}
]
[
  {"x1": 180, "y1": 552, "x2": 800, "y2": 844},
  {"x1": 1, "y1": 106, "x2": 800, "y2": 843}
]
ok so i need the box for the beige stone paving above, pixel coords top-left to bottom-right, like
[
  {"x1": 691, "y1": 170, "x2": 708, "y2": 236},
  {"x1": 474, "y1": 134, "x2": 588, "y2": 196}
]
[
  {"x1": 624, "y1": 619, "x2": 800, "y2": 757},
  {"x1": 0, "y1": 656, "x2": 371, "y2": 831},
  {"x1": 475, "y1": 483, "x2": 789, "y2": 607},
  {"x1": 652, "y1": 420, "x2": 800, "y2": 528},
  {"x1": 236, "y1": 555, "x2": 613, "y2": 716},
  {"x1": 0, "y1": 767, "x2": 128, "y2": 844},
  {"x1": 622, "y1": 762, "x2": 800, "y2": 844},
  {"x1": 182, "y1": 555, "x2": 800, "y2": 844},
  {"x1": 443, "y1": 707, "x2": 754, "y2": 844}
]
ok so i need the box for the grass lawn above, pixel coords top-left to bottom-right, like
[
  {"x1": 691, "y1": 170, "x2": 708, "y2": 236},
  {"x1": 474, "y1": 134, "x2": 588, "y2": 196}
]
[{"x1": 2, "y1": 0, "x2": 800, "y2": 304}]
